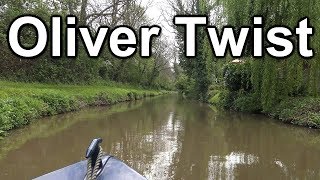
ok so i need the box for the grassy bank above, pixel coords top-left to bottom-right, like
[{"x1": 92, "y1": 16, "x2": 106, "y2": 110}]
[
  {"x1": 0, "y1": 99, "x2": 152, "y2": 159},
  {"x1": 269, "y1": 97, "x2": 320, "y2": 128},
  {"x1": 0, "y1": 81, "x2": 167, "y2": 137},
  {"x1": 208, "y1": 89, "x2": 320, "y2": 128}
]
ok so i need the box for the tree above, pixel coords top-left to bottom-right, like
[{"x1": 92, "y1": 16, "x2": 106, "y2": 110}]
[
  {"x1": 168, "y1": 0, "x2": 216, "y2": 100},
  {"x1": 221, "y1": 0, "x2": 320, "y2": 110},
  {"x1": 0, "y1": 0, "x2": 175, "y2": 89}
]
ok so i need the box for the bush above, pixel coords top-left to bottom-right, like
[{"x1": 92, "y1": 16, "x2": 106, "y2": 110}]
[
  {"x1": 208, "y1": 90, "x2": 223, "y2": 105},
  {"x1": 223, "y1": 62, "x2": 252, "y2": 92},
  {"x1": 209, "y1": 88, "x2": 262, "y2": 113},
  {"x1": 34, "y1": 93, "x2": 79, "y2": 115},
  {"x1": 0, "y1": 97, "x2": 45, "y2": 131},
  {"x1": 270, "y1": 97, "x2": 320, "y2": 127},
  {"x1": 218, "y1": 90, "x2": 238, "y2": 109},
  {"x1": 233, "y1": 93, "x2": 262, "y2": 112},
  {"x1": 175, "y1": 74, "x2": 196, "y2": 98}
]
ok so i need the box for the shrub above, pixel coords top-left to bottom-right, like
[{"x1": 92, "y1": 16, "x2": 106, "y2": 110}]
[
  {"x1": 218, "y1": 90, "x2": 238, "y2": 109},
  {"x1": 210, "y1": 89, "x2": 262, "y2": 112},
  {"x1": 0, "y1": 97, "x2": 45, "y2": 131},
  {"x1": 175, "y1": 74, "x2": 196, "y2": 98},
  {"x1": 270, "y1": 97, "x2": 320, "y2": 127},
  {"x1": 34, "y1": 93, "x2": 79, "y2": 115},
  {"x1": 223, "y1": 62, "x2": 252, "y2": 92},
  {"x1": 208, "y1": 89, "x2": 224, "y2": 106},
  {"x1": 233, "y1": 93, "x2": 262, "y2": 112}
]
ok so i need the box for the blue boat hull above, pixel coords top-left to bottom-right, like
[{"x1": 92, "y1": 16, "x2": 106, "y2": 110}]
[{"x1": 34, "y1": 155, "x2": 146, "y2": 180}]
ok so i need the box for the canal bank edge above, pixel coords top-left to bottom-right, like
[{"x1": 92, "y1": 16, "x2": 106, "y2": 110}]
[
  {"x1": 0, "y1": 81, "x2": 170, "y2": 138},
  {"x1": 208, "y1": 89, "x2": 320, "y2": 129}
]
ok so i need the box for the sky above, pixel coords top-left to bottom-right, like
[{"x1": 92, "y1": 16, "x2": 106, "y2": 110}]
[{"x1": 141, "y1": 0, "x2": 175, "y2": 41}]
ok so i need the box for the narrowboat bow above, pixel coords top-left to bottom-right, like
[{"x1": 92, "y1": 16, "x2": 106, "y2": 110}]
[{"x1": 35, "y1": 138, "x2": 146, "y2": 180}]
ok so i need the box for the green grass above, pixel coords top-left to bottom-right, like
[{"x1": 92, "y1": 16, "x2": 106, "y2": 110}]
[
  {"x1": 269, "y1": 97, "x2": 320, "y2": 128},
  {"x1": 0, "y1": 81, "x2": 167, "y2": 137}
]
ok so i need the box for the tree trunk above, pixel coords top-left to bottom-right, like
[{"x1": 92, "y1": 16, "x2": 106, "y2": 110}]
[{"x1": 80, "y1": 0, "x2": 88, "y2": 25}]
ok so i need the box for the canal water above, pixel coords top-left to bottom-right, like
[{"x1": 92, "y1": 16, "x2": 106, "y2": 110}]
[{"x1": 1, "y1": 95, "x2": 320, "y2": 179}]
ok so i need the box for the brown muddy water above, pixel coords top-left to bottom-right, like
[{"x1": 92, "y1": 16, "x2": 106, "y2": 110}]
[{"x1": 1, "y1": 95, "x2": 320, "y2": 179}]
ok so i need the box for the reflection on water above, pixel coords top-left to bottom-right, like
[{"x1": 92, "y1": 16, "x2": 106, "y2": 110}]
[
  {"x1": 143, "y1": 112, "x2": 181, "y2": 180},
  {"x1": 1, "y1": 95, "x2": 320, "y2": 179},
  {"x1": 208, "y1": 152, "x2": 259, "y2": 180}
]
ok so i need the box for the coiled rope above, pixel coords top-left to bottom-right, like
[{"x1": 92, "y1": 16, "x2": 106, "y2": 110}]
[{"x1": 86, "y1": 146, "x2": 104, "y2": 180}]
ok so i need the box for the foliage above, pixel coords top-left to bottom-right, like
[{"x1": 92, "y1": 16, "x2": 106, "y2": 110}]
[
  {"x1": 208, "y1": 89, "x2": 224, "y2": 106},
  {"x1": 0, "y1": 0, "x2": 174, "y2": 89},
  {"x1": 270, "y1": 97, "x2": 320, "y2": 128},
  {"x1": 170, "y1": 0, "x2": 215, "y2": 101},
  {"x1": 222, "y1": 0, "x2": 319, "y2": 96},
  {"x1": 0, "y1": 81, "x2": 167, "y2": 136},
  {"x1": 216, "y1": 90, "x2": 237, "y2": 109},
  {"x1": 233, "y1": 92, "x2": 262, "y2": 112},
  {"x1": 175, "y1": 74, "x2": 196, "y2": 98},
  {"x1": 223, "y1": 62, "x2": 252, "y2": 92},
  {"x1": 205, "y1": 0, "x2": 320, "y2": 126},
  {"x1": 209, "y1": 88, "x2": 261, "y2": 112}
]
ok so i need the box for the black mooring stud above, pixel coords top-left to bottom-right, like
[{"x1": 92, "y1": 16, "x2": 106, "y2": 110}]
[{"x1": 86, "y1": 138, "x2": 103, "y2": 159}]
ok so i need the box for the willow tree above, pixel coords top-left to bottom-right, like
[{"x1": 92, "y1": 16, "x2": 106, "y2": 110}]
[{"x1": 222, "y1": 0, "x2": 320, "y2": 111}]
